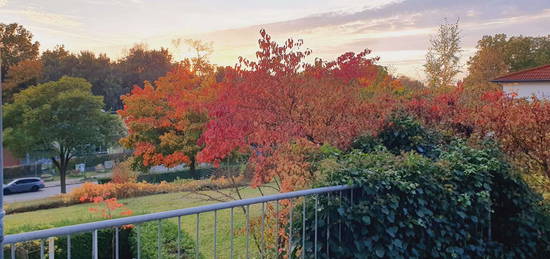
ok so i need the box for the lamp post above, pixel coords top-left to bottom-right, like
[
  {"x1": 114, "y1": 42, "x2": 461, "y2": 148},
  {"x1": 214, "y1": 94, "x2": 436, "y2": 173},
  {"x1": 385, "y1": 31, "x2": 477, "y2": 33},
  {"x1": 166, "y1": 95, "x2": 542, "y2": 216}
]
[{"x1": 0, "y1": 42, "x2": 5, "y2": 259}]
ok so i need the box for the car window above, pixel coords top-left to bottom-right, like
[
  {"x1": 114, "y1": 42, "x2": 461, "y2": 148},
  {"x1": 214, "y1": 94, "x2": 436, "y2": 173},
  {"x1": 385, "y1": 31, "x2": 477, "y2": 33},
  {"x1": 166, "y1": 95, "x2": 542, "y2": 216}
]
[{"x1": 15, "y1": 180, "x2": 27, "y2": 184}]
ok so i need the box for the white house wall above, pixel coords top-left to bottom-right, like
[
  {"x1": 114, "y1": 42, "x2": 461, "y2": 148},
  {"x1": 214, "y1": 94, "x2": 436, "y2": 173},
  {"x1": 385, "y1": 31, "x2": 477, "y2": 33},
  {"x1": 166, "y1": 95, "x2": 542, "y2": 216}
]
[{"x1": 502, "y1": 82, "x2": 550, "y2": 99}]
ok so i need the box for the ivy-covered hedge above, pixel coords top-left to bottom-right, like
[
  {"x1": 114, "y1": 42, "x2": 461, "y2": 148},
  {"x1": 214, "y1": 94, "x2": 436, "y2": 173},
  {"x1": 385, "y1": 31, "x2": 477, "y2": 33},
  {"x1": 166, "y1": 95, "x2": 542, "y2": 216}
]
[{"x1": 295, "y1": 142, "x2": 550, "y2": 258}]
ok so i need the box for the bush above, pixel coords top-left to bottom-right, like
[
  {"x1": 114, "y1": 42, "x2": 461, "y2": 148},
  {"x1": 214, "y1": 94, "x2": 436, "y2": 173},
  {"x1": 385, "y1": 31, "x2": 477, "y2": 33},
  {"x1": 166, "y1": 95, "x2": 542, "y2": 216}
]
[
  {"x1": 295, "y1": 142, "x2": 550, "y2": 258},
  {"x1": 352, "y1": 113, "x2": 442, "y2": 158},
  {"x1": 99, "y1": 168, "x2": 214, "y2": 184},
  {"x1": 4, "y1": 223, "x2": 199, "y2": 259},
  {"x1": 111, "y1": 160, "x2": 138, "y2": 183},
  {"x1": 129, "y1": 221, "x2": 200, "y2": 258}
]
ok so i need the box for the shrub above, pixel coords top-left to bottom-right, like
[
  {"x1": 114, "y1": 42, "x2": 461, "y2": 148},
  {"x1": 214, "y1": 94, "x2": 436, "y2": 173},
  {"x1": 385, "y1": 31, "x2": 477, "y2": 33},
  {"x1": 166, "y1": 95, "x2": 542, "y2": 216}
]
[
  {"x1": 111, "y1": 160, "x2": 138, "y2": 183},
  {"x1": 129, "y1": 221, "x2": 200, "y2": 258},
  {"x1": 352, "y1": 113, "x2": 442, "y2": 158},
  {"x1": 295, "y1": 142, "x2": 550, "y2": 258},
  {"x1": 99, "y1": 168, "x2": 215, "y2": 184}
]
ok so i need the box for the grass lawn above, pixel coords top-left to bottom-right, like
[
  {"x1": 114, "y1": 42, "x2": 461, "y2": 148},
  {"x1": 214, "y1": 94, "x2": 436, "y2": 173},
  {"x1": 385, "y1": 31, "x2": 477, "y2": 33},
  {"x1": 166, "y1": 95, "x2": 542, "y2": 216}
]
[{"x1": 5, "y1": 186, "x2": 281, "y2": 258}]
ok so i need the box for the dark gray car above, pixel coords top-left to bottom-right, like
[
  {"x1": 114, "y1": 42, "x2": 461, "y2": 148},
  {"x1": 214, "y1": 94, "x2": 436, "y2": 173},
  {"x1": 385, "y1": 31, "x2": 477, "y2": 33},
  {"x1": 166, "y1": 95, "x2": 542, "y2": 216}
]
[{"x1": 3, "y1": 177, "x2": 46, "y2": 194}]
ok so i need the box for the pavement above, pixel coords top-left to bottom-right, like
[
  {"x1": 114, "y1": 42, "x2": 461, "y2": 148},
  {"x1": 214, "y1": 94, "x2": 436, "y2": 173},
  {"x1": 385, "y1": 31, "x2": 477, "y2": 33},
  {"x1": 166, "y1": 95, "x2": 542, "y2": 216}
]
[{"x1": 3, "y1": 178, "x2": 95, "y2": 204}]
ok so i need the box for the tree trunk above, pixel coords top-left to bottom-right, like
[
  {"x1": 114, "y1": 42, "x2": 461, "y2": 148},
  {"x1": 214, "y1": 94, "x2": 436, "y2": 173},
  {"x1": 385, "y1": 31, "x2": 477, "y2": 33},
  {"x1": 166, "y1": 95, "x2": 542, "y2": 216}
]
[
  {"x1": 52, "y1": 151, "x2": 71, "y2": 194},
  {"x1": 189, "y1": 155, "x2": 196, "y2": 174}
]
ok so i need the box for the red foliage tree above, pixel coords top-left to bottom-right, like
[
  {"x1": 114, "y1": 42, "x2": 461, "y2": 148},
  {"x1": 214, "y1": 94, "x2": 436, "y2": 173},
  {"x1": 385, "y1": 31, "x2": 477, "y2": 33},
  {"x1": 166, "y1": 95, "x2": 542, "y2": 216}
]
[
  {"x1": 197, "y1": 30, "x2": 398, "y2": 191},
  {"x1": 476, "y1": 91, "x2": 550, "y2": 178}
]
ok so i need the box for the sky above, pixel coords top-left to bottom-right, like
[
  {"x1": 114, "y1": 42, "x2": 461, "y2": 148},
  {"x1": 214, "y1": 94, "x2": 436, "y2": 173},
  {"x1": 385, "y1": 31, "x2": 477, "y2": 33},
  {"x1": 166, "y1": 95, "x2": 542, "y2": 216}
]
[{"x1": 1, "y1": 0, "x2": 549, "y2": 80}]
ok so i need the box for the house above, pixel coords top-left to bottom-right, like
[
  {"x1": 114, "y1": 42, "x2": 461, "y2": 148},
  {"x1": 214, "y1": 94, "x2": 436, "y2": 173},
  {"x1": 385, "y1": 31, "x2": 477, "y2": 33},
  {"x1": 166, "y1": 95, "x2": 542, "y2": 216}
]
[{"x1": 491, "y1": 64, "x2": 550, "y2": 99}]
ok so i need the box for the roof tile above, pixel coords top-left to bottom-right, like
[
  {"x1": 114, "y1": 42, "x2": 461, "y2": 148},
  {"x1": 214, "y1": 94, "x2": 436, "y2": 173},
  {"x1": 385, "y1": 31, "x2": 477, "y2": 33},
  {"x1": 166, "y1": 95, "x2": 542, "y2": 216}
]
[{"x1": 492, "y1": 64, "x2": 550, "y2": 82}]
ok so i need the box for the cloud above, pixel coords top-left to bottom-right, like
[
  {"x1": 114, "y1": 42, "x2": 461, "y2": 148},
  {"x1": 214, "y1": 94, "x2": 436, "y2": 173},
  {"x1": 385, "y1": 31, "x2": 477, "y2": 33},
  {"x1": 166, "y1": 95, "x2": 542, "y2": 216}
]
[{"x1": 21, "y1": 9, "x2": 82, "y2": 28}]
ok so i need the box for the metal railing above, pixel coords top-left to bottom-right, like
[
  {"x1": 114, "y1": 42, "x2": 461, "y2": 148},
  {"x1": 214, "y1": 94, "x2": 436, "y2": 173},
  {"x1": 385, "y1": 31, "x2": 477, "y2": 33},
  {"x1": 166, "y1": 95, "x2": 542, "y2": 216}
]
[{"x1": 3, "y1": 185, "x2": 354, "y2": 258}]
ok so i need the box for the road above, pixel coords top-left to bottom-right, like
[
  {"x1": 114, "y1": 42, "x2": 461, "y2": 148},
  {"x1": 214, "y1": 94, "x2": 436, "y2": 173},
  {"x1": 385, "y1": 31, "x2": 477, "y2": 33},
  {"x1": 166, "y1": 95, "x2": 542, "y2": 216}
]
[{"x1": 4, "y1": 183, "x2": 84, "y2": 204}]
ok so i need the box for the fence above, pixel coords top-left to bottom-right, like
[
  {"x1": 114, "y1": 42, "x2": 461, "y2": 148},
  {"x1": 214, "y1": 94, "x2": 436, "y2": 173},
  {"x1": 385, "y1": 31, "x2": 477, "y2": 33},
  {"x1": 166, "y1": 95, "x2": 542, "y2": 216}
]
[{"x1": 3, "y1": 185, "x2": 355, "y2": 258}]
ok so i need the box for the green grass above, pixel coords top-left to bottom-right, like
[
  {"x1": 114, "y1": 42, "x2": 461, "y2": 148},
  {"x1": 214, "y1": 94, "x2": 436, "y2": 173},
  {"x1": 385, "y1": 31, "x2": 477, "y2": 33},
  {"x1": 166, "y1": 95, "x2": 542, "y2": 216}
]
[{"x1": 5, "y1": 186, "x2": 280, "y2": 258}]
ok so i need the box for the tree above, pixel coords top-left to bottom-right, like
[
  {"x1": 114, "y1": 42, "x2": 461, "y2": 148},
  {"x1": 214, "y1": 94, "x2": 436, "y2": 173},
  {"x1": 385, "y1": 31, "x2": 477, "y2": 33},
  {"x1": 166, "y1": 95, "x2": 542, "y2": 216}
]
[
  {"x1": 3, "y1": 77, "x2": 124, "y2": 193},
  {"x1": 424, "y1": 19, "x2": 462, "y2": 88},
  {"x1": 116, "y1": 44, "x2": 174, "y2": 109},
  {"x1": 119, "y1": 58, "x2": 220, "y2": 174},
  {"x1": 40, "y1": 45, "x2": 79, "y2": 82},
  {"x1": 3, "y1": 59, "x2": 43, "y2": 102},
  {"x1": 476, "y1": 92, "x2": 550, "y2": 179},
  {"x1": 197, "y1": 30, "x2": 396, "y2": 191},
  {"x1": 463, "y1": 34, "x2": 508, "y2": 97},
  {"x1": 0, "y1": 23, "x2": 40, "y2": 79},
  {"x1": 464, "y1": 34, "x2": 550, "y2": 88}
]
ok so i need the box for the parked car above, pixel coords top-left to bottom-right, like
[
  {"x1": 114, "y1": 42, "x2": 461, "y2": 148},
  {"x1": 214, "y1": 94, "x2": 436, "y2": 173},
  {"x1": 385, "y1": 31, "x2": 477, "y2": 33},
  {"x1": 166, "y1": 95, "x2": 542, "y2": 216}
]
[{"x1": 3, "y1": 177, "x2": 45, "y2": 194}]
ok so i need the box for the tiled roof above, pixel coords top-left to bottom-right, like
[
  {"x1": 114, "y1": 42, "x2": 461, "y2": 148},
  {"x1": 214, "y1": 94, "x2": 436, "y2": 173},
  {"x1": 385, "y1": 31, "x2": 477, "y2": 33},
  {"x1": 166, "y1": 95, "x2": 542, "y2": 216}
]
[{"x1": 492, "y1": 64, "x2": 550, "y2": 82}]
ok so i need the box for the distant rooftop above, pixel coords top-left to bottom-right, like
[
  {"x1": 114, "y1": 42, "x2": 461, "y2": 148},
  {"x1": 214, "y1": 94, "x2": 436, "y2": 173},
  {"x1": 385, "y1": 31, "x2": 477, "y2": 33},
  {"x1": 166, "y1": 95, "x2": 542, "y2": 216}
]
[{"x1": 492, "y1": 64, "x2": 550, "y2": 83}]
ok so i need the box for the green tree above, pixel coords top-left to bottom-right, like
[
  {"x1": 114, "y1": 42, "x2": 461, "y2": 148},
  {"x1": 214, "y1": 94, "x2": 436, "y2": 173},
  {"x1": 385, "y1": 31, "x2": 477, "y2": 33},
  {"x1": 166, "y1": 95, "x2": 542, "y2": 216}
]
[
  {"x1": 3, "y1": 77, "x2": 124, "y2": 193},
  {"x1": 424, "y1": 19, "x2": 462, "y2": 88},
  {"x1": 0, "y1": 23, "x2": 40, "y2": 79},
  {"x1": 115, "y1": 44, "x2": 173, "y2": 109}
]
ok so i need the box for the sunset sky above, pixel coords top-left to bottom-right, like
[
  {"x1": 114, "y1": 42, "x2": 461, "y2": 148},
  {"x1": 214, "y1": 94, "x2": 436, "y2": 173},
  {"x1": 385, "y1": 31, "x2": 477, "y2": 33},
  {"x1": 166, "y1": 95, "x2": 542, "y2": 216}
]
[{"x1": 1, "y1": 0, "x2": 549, "y2": 80}]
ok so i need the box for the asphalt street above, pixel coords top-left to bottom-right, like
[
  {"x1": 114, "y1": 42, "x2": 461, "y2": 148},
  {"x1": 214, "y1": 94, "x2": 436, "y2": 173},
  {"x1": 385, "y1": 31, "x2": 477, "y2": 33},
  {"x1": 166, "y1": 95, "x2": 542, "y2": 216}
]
[{"x1": 3, "y1": 183, "x2": 83, "y2": 203}]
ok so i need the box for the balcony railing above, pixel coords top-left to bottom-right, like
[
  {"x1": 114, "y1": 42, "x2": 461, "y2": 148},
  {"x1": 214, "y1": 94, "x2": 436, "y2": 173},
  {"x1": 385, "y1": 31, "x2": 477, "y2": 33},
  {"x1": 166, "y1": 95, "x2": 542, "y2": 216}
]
[{"x1": 2, "y1": 185, "x2": 354, "y2": 259}]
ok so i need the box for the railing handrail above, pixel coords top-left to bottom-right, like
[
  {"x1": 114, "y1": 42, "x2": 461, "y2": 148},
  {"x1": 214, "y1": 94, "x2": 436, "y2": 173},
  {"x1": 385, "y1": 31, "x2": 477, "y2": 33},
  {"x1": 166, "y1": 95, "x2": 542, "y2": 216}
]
[{"x1": 4, "y1": 185, "x2": 353, "y2": 244}]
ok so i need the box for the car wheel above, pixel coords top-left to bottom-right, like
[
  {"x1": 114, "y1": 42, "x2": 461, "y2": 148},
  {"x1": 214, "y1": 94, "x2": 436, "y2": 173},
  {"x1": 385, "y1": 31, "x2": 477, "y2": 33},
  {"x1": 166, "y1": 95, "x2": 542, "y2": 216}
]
[
  {"x1": 31, "y1": 186, "x2": 39, "y2": 192},
  {"x1": 4, "y1": 189, "x2": 11, "y2": 195}
]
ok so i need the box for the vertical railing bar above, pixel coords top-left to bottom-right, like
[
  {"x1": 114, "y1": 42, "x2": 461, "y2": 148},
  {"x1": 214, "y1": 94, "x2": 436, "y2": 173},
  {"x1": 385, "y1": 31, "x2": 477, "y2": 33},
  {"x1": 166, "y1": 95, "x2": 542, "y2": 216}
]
[
  {"x1": 246, "y1": 205, "x2": 250, "y2": 259},
  {"x1": 157, "y1": 219, "x2": 162, "y2": 259},
  {"x1": 338, "y1": 190, "x2": 342, "y2": 243},
  {"x1": 261, "y1": 202, "x2": 265, "y2": 258},
  {"x1": 137, "y1": 224, "x2": 141, "y2": 259},
  {"x1": 10, "y1": 243, "x2": 15, "y2": 259},
  {"x1": 92, "y1": 230, "x2": 98, "y2": 259},
  {"x1": 289, "y1": 199, "x2": 293, "y2": 259},
  {"x1": 302, "y1": 196, "x2": 306, "y2": 259},
  {"x1": 177, "y1": 216, "x2": 181, "y2": 259},
  {"x1": 40, "y1": 239, "x2": 44, "y2": 259},
  {"x1": 314, "y1": 195, "x2": 318, "y2": 259},
  {"x1": 230, "y1": 207, "x2": 234, "y2": 259},
  {"x1": 195, "y1": 213, "x2": 200, "y2": 259},
  {"x1": 115, "y1": 227, "x2": 120, "y2": 259},
  {"x1": 67, "y1": 234, "x2": 71, "y2": 259},
  {"x1": 276, "y1": 199, "x2": 280, "y2": 255},
  {"x1": 350, "y1": 188, "x2": 354, "y2": 205},
  {"x1": 326, "y1": 193, "x2": 330, "y2": 257},
  {"x1": 48, "y1": 237, "x2": 55, "y2": 259},
  {"x1": 213, "y1": 210, "x2": 217, "y2": 259}
]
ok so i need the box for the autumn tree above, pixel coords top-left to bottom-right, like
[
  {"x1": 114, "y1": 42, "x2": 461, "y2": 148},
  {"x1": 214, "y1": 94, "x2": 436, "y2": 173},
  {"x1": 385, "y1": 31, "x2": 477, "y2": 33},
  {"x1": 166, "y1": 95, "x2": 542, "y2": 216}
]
[
  {"x1": 0, "y1": 23, "x2": 40, "y2": 79},
  {"x1": 476, "y1": 92, "x2": 550, "y2": 179},
  {"x1": 197, "y1": 30, "x2": 396, "y2": 191},
  {"x1": 424, "y1": 19, "x2": 462, "y2": 88},
  {"x1": 463, "y1": 34, "x2": 508, "y2": 98},
  {"x1": 3, "y1": 77, "x2": 124, "y2": 193},
  {"x1": 3, "y1": 59, "x2": 43, "y2": 101},
  {"x1": 119, "y1": 43, "x2": 219, "y2": 174}
]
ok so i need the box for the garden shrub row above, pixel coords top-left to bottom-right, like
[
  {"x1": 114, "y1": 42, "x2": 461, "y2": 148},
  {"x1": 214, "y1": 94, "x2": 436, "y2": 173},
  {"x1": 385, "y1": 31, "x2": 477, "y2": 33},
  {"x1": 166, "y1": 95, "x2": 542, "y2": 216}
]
[
  {"x1": 3, "y1": 221, "x2": 200, "y2": 258},
  {"x1": 98, "y1": 168, "x2": 215, "y2": 184}
]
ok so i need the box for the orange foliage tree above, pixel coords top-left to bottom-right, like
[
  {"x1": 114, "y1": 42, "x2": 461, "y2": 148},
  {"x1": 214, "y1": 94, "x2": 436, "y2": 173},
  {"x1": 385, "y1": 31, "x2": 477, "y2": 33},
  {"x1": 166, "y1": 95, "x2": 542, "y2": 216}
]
[
  {"x1": 118, "y1": 58, "x2": 222, "y2": 173},
  {"x1": 197, "y1": 30, "x2": 399, "y2": 191}
]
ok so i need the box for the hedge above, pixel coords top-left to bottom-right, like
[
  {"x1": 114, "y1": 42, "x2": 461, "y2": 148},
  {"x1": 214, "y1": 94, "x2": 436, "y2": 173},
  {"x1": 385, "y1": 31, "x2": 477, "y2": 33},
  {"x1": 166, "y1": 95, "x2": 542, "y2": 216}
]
[
  {"x1": 3, "y1": 164, "x2": 42, "y2": 181},
  {"x1": 294, "y1": 142, "x2": 550, "y2": 258},
  {"x1": 3, "y1": 221, "x2": 199, "y2": 258},
  {"x1": 98, "y1": 168, "x2": 215, "y2": 184}
]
